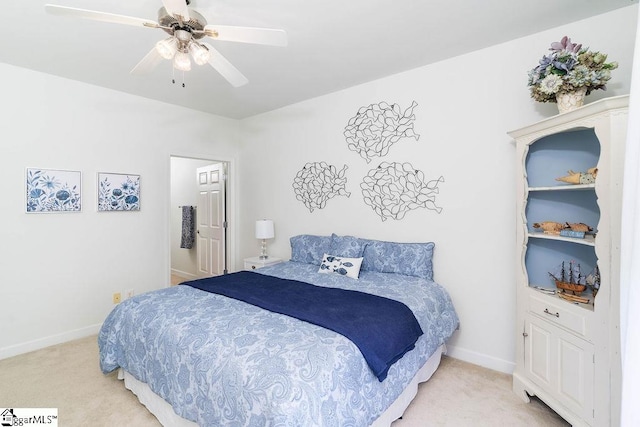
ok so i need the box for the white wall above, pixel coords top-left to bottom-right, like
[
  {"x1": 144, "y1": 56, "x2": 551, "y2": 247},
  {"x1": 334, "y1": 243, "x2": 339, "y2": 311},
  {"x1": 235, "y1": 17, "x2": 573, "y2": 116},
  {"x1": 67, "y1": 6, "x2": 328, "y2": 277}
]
[
  {"x1": 1, "y1": 5, "x2": 636, "y2": 370},
  {"x1": 0, "y1": 64, "x2": 241, "y2": 359},
  {"x1": 170, "y1": 157, "x2": 219, "y2": 280},
  {"x1": 238, "y1": 5, "x2": 639, "y2": 372}
]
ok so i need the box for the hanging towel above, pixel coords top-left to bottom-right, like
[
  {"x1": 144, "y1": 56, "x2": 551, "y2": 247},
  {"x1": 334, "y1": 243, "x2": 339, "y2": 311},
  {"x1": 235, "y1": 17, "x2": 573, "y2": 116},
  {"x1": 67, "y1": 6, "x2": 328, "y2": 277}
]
[{"x1": 180, "y1": 206, "x2": 196, "y2": 249}]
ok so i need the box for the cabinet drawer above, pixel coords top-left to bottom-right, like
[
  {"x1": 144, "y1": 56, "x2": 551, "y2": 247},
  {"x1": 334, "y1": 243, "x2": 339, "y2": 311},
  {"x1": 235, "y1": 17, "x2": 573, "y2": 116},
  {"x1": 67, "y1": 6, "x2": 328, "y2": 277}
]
[
  {"x1": 244, "y1": 262, "x2": 260, "y2": 270},
  {"x1": 528, "y1": 294, "x2": 591, "y2": 340},
  {"x1": 243, "y1": 257, "x2": 283, "y2": 271}
]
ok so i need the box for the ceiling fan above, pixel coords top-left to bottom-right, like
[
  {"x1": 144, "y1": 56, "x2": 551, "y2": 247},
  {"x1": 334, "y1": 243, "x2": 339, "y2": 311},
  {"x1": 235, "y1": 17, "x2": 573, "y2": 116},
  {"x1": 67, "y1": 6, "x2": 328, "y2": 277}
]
[{"x1": 44, "y1": 0, "x2": 288, "y2": 87}]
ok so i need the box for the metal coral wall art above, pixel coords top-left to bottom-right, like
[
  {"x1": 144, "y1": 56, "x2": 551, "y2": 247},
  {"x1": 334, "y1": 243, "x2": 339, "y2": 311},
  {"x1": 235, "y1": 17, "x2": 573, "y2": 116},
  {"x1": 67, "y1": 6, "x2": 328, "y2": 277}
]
[
  {"x1": 26, "y1": 168, "x2": 81, "y2": 213},
  {"x1": 361, "y1": 162, "x2": 444, "y2": 221},
  {"x1": 98, "y1": 173, "x2": 141, "y2": 211},
  {"x1": 344, "y1": 101, "x2": 420, "y2": 163},
  {"x1": 292, "y1": 162, "x2": 350, "y2": 212}
]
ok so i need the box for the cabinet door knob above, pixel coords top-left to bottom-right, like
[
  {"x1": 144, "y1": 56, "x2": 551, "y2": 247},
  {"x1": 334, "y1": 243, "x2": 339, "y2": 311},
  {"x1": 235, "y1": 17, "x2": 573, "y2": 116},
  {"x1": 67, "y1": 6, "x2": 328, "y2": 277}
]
[
  {"x1": 523, "y1": 332, "x2": 529, "y2": 337},
  {"x1": 252, "y1": 265, "x2": 256, "y2": 270},
  {"x1": 544, "y1": 308, "x2": 560, "y2": 317}
]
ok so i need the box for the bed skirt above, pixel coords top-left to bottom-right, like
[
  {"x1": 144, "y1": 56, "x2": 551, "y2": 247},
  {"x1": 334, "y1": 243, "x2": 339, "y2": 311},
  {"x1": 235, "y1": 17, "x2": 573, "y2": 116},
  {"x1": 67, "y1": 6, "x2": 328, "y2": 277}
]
[{"x1": 119, "y1": 344, "x2": 446, "y2": 427}]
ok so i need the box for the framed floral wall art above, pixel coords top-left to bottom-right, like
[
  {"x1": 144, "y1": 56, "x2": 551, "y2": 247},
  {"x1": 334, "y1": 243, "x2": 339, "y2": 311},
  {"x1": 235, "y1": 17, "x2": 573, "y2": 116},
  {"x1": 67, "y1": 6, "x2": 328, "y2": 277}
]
[
  {"x1": 98, "y1": 172, "x2": 141, "y2": 211},
  {"x1": 26, "y1": 168, "x2": 82, "y2": 213}
]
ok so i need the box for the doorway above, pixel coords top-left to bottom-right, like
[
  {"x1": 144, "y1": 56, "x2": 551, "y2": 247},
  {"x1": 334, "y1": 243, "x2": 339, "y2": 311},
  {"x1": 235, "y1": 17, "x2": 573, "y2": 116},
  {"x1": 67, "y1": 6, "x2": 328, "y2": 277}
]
[{"x1": 170, "y1": 156, "x2": 230, "y2": 284}]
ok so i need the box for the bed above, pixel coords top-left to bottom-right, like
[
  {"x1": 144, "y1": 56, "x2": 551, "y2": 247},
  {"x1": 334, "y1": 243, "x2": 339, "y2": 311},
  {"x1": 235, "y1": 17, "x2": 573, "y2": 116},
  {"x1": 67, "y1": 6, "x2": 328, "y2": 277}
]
[{"x1": 99, "y1": 234, "x2": 459, "y2": 426}]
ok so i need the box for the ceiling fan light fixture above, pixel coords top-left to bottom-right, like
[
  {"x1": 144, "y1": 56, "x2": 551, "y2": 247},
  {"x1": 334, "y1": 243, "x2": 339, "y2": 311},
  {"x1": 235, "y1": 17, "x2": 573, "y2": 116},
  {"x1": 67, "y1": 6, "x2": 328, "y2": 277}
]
[
  {"x1": 189, "y1": 42, "x2": 210, "y2": 65},
  {"x1": 173, "y1": 50, "x2": 192, "y2": 71},
  {"x1": 175, "y1": 29, "x2": 192, "y2": 43},
  {"x1": 156, "y1": 37, "x2": 178, "y2": 59},
  {"x1": 45, "y1": 2, "x2": 287, "y2": 87}
]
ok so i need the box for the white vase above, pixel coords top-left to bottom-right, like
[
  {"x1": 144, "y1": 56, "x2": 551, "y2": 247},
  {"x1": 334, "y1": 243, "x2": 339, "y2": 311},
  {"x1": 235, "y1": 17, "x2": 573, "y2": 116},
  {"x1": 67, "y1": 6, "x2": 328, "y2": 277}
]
[{"x1": 556, "y1": 87, "x2": 587, "y2": 114}]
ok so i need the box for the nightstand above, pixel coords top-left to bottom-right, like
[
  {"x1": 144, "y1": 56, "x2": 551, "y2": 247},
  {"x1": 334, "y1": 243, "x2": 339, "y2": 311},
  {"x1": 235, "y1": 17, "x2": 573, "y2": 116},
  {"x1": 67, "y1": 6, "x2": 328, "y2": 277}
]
[{"x1": 244, "y1": 256, "x2": 283, "y2": 271}]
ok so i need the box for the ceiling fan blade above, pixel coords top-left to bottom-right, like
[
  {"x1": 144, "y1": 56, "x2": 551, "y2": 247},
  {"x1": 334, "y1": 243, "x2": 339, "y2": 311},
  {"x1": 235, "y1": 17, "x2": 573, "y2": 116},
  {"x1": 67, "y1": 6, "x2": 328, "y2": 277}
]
[
  {"x1": 202, "y1": 43, "x2": 248, "y2": 87},
  {"x1": 203, "y1": 25, "x2": 287, "y2": 47},
  {"x1": 130, "y1": 48, "x2": 164, "y2": 75},
  {"x1": 161, "y1": 0, "x2": 190, "y2": 21},
  {"x1": 45, "y1": 4, "x2": 158, "y2": 28}
]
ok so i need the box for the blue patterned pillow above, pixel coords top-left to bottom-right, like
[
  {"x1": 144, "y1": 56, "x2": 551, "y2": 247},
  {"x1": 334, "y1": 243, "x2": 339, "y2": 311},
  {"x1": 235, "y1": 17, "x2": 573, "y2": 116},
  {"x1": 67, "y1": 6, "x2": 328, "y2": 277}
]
[
  {"x1": 290, "y1": 235, "x2": 332, "y2": 265},
  {"x1": 329, "y1": 233, "x2": 368, "y2": 258},
  {"x1": 318, "y1": 253, "x2": 364, "y2": 279},
  {"x1": 362, "y1": 240, "x2": 435, "y2": 280}
]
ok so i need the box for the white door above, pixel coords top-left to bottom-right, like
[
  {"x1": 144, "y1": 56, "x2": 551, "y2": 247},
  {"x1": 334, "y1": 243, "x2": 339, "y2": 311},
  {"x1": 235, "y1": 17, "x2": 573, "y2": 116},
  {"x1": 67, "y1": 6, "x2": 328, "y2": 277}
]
[{"x1": 196, "y1": 163, "x2": 226, "y2": 277}]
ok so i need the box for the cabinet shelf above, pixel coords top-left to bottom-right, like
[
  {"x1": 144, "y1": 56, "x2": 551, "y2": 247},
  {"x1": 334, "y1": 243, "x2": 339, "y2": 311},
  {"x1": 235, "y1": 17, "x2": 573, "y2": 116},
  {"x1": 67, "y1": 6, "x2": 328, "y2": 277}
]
[
  {"x1": 528, "y1": 184, "x2": 595, "y2": 192},
  {"x1": 530, "y1": 287, "x2": 595, "y2": 311},
  {"x1": 527, "y1": 232, "x2": 596, "y2": 247}
]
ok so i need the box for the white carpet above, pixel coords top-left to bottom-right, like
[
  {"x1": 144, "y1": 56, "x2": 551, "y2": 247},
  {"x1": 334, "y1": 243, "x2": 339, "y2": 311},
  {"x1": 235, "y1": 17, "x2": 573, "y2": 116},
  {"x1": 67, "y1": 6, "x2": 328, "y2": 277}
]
[{"x1": 0, "y1": 336, "x2": 569, "y2": 426}]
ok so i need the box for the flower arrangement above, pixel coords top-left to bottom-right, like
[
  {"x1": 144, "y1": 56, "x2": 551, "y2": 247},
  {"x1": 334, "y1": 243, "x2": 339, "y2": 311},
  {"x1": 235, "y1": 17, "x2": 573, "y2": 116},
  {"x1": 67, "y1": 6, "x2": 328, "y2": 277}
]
[{"x1": 528, "y1": 36, "x2": 618, "y2": 103}]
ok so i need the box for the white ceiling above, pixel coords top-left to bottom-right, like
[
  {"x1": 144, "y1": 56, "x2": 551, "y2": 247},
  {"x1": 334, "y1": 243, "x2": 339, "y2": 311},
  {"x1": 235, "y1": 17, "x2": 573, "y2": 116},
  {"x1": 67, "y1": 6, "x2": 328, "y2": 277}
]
[{"x1": 1, "y1": 0, "x2": 636, "y2": 119}]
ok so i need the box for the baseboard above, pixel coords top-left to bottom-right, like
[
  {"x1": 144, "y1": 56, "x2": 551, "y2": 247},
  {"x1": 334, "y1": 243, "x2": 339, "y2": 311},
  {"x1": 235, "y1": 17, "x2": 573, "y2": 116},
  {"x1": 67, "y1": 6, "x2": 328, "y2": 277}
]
[
  {"x1": 1, "y1": 324, "x2": 516, "y2": 378},
  {"x1": 0, "y1": 324, "x2": 101, "y2": 360},
  {"x1": 171, "y1": 269, "x2": 197, "y2": 280},
  {"x1": 445, "y1": 344, "x2": 515, "y2": 374}
]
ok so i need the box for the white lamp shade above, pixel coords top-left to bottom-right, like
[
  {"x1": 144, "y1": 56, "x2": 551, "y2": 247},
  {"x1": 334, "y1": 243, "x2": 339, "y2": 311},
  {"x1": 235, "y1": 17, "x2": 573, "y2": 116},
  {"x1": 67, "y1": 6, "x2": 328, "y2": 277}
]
[
  {"x1": 189, "y1": 42, "x2": 211, "y2": 65},
  {"x1": 155, "y1": 37, "x2": 178, "y2": 59},
  {"x1": 255, "y1": 220, "x2": 274, "y2": 239},
  {"x1": 173, "y1": 50, "x2": 191, "y2": 71}
]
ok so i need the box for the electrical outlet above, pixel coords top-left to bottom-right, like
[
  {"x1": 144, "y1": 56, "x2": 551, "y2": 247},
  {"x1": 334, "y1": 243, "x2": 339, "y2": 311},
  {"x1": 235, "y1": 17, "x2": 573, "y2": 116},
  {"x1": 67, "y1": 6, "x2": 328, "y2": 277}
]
[
  {"x1": 113, "y1": 292, "x2": 121, "y2": 304},
  {"x1": 125, "y1": 289, "x2": 135, "y2": 299}
]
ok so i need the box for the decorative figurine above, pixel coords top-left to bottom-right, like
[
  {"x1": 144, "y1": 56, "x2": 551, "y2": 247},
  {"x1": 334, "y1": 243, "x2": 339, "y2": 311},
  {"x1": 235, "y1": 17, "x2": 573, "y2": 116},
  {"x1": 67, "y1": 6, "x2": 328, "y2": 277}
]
[
  {"x1": 586, "y1": 265, "x2": 601, "y2": 297},
  {"x1": 556, "y1": 167, "x2": 598, "y2": 184},
  {"x1": 533, "y1": 221, "x2": 594, "y2": 237},
  {"x1": 549, "y1": 260, "x2": 587, "y2": 297},
  {"x1": 565, "y1": 222, "x2": 593, "y2": 232},
  {"x1": 533, "y1": 221, "x2": 565, "y2": 233}
]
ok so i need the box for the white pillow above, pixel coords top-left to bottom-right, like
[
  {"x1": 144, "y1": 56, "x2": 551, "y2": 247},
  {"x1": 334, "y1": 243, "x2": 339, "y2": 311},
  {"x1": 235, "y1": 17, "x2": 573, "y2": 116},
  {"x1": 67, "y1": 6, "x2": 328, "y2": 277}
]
[{"x1": 318, "y1": 253, "x2": 363, "y2": 279}]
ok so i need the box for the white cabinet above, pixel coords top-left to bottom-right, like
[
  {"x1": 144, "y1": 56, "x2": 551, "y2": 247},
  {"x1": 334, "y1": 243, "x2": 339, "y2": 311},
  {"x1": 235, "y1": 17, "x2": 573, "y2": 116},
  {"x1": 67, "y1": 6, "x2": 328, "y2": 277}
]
[
  {"x1": 524, "y1": 295, "x2": 595, "y2": 421},
  {"x1": 509, "y1": 96, "x2": 628, "y2": 427},
  {"x1": 244, "y1": 256, "x2": 283, "y2": 271}
]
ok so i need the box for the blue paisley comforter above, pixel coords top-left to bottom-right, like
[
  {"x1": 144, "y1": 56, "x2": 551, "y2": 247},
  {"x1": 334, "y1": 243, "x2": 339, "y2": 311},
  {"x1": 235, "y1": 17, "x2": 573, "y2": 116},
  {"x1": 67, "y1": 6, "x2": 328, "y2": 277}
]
[
  {"x1": 184, "y1": 271, "x2": 424, "y2": 382},
  {"x1": 98, "y1": 262, "x2": 459, "y2": 427}
]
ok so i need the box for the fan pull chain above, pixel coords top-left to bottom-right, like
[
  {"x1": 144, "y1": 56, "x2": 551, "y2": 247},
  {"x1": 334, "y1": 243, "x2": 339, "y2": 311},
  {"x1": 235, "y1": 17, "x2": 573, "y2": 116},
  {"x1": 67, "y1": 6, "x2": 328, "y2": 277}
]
[{"x1": 170, "y1": 68, "x2": 187, "y2": 88}]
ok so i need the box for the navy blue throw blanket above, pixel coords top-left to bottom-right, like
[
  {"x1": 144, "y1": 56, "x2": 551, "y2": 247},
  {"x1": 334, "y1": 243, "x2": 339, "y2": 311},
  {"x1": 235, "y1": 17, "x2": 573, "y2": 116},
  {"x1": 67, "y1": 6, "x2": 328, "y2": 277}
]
[{"x1": 184, "y1": 271, "x2": 423, "y2": 381}]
